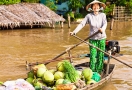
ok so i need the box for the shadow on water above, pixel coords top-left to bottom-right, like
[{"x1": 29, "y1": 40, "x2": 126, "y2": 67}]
[{"x1": 0, "y1": 21, "x2": 132, "y2": 89}]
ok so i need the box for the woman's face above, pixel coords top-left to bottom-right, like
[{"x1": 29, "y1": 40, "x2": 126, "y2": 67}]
[{"x1": 92, "y1": 3, "x2": 100, "y2": 12}]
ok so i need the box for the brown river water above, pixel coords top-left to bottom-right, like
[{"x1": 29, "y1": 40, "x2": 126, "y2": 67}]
[{"x1": 0, "y1": 21, "x2": 132, "y2": 90}]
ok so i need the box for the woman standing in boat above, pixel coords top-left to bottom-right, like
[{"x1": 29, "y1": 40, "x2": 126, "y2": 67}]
[{"x1": 70, "y1": 0, "x2": 107, "y2": 74}]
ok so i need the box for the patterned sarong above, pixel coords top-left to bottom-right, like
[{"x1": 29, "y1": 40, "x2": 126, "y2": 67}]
[{"x1": 89, "y1": 39, "x2": 106, "y2": 73}]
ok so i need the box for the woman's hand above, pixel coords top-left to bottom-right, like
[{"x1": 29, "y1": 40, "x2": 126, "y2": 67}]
[
  {"x1": 70, "y1": 32, "x2": 76, "y2": 36},
  {"x1": 98, "y1": 28, "x2": 103, "y2": 34}
]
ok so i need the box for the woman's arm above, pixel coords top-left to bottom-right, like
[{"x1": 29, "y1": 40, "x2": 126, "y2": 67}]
[
  {"x1": 72, "y1": 15, "x2": 89, "y2": 34},
  {"x1": 100, "y1": 13, "x2": 107, "y2": 32}
]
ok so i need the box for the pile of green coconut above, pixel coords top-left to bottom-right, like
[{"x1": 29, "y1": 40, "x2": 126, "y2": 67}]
[{"x1": 26, "y1": 60, "x2": 101, "y2": 90}]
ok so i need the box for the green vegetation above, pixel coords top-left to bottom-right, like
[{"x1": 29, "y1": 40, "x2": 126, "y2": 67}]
[
  {"x1": 0, "y1": 0, "x2": 21, "y2": 5},
  {"x1": 63, "y1": 60, "x2": 79, "y2": 83},
  {"x1": 67, "y1": 0, "x2": 84, "y2": 11},
  {"x1": 109, "y1": 0, "x2": 132, "y2": 13},
  {"x1": 104, "y1": 4, "x2": 115, "y2": 20},
  {"x1": 44, "y1": 0, "x2": 57, "y2": 11},
  {"x1": 0, "y1": 0, "x2": 39, "y2": 5},
  {"x1": 22, "y1": 0, "x2": 39, "y2": 3},
  {"x1": 74, "y1": 12, "x2": 83, "y2": 19}
]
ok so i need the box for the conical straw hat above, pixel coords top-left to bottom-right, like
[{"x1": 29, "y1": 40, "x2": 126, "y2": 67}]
[{"x1": 86, "y1": 0, "x2": 106, "y2": 11}]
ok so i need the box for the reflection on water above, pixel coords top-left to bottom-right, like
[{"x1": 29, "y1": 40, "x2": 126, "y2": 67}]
[{"x1": 0, "y1": 21, "x2": 132, "y2": 89}]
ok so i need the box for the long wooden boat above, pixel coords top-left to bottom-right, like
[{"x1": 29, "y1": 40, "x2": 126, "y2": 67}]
[
  {"x1": 27, "y1": 57, "x2": 115, "y2": 90},
  {"x1": 0, "y1": 57, "x2": 115, "y2": 90}
]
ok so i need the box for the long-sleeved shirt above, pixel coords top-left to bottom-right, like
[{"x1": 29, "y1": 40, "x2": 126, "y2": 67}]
[{"x1": 73, "y1": 12, "x2": 107, "y2": 40}]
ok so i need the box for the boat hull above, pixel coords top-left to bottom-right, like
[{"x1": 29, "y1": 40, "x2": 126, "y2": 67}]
[{"x1": 74, "y1": 62, "x2": 115, "y2": 90}]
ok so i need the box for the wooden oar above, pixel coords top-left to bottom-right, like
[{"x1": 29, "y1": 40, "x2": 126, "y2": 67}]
[
  {"x1": 50, "y1": 31, "x2": 100, "y2": 61},
  {"x1": 72, "y1": 35, "x2": 132, "y2": 68},
  {"x1": 26, "y1": 31, "x2": 100, "y2": 69},
  {"x1": 27, "y1": 56, "x2": 78, "y2": 67}
]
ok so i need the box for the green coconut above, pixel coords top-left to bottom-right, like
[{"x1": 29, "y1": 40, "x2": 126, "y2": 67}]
[
  {"x1": 27, "y1": 70, "x2": 34, "y2": 78},
  {"x1": 26, "y1": 77, "x2": 34, "y2": 84},
  {"x1": 54, "y1": 71, "x2": 64, "y2": 80},
  {"x1": 0, "y1": 81, "x2": 3, "y2": 85},
  {"x1": 57, "y1": 62, "x2": 64, "y2": 72},
  {"x1": 76, "y1": 70, "x2": 82, "y2": 78},
  {"x1": 37, "y1": 67, "x2": 46, "y2": 78},
  {"x1": 33, "y1": 78, "x2": 47, "y2": 88},
  {"x1": 87, "y1": 79, "x2": 96, "y2": 85},
  {"x1": 55, "y1": 79, "x2": 64, "y2": 85},
  {"x1": 82, "y1": 68, "x2": 93, "y2": 81},
  {"x1": 42, "y1": 71, "x2": 54, "y2": 83},
  {"x1": 49, "y1": 69, "x2": 56, "y2": 74},
  {"x1": 37, "y1": 64, "x2": 47, "y2": 69}
]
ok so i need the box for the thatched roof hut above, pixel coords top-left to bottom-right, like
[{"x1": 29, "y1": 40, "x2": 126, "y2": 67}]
[{"x1": 0, "y1": 3, "x2": 65, "y2": 29}]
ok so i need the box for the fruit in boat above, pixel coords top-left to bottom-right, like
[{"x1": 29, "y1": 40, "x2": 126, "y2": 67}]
[
  {"x1": 54, "y1": 71, "x2": 64, "y2": 80},
  {"x1": 37, "y1": 67, "x2": 46, "y2": 78},
  {"x1": 26, "y1": 77, "x2": 34, "y2": 84},
  {"x1": 33, "y1": 81, "x2": 45, "y2": 88},
  {"x1": 76, "y1": 70, "x2": 82, "y2": 78},
  {"x1": 37, "y1": 64, "x2": 47, "y2": 69},
  {"x1": 0, "y1": 81, "x2": 3, "y2": 85},
  {"x1": 55, "y1": 79, "x2": 64, "y2": 85},
  {"x1": 27, "y1": 70, "x2": 34, "y2": 78},
  {"x1": 33, "y1": 78, "x2": 47, "y2": 88},
  {"x1": 86, "y1": 79, "x2": 96, "y2": 85},
  {"x1": 63, "y1": 79, "x2": 71, "y2": 84},
  {"x1": 49, "y1": 69, "x2": 56, "y2": 74},
  {"x1": 42, "y1": 71, "x2": 54, "y2": 83},
  {"x1": 57, "y1": 62, "x2": 64, "y2": 72},
  {"x1": 82, "y1": 68, "x2": 93, "y2": 81},
  {"x1": 32, "y1": 64, "x2": 47, "y2": 75}
]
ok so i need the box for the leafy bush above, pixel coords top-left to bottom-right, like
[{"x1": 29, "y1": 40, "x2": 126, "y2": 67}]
[
  {"x1": 126, "y1": 0, "x2": 132, "y2": 13},
  {"x1": 102, "y1": 4, "x2": 115, "y2": 20},
  {"x1": 0, "y1": 0, "x2": 21, "y2": 5},
  {"x1": 22, "y1": 0, "x2": 39, "y2": 3},
  {"x1": 74, "y1": 12, "x2": 83, "y2": 19},
  {"x1": 67, "y1": 0, "x2": 84, "y2": 11},
  {"x1": 104, "y1": 4, "x2": 114, "y2": 15},
  {"x1": 44, "y1": 0, "x2": 57, "y2": 11}
]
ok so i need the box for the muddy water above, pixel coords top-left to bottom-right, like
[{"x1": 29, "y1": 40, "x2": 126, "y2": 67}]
[{"x1": 0, "y1": 21, "x2": 132, "y2": 89}]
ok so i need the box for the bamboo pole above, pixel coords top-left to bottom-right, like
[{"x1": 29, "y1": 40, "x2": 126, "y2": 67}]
[
  {"x1": 110, "y1": 4, "x2": 115, "y2": 30},
  {"x1": 61, "y1": 21, "x2": 63, "y2": 28},
  {"x1": 110, "y1": 17, "x2": 114, "y2": 30},
  {"x1": 68, "y1": 14, "x2": 71, "y2": 28},
  {"x1": 61, "y1": 15, "x2": 64, "y2": 28},
  {"x1": 52, "y1": 21, "x2": 55, "y2": 29}
]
